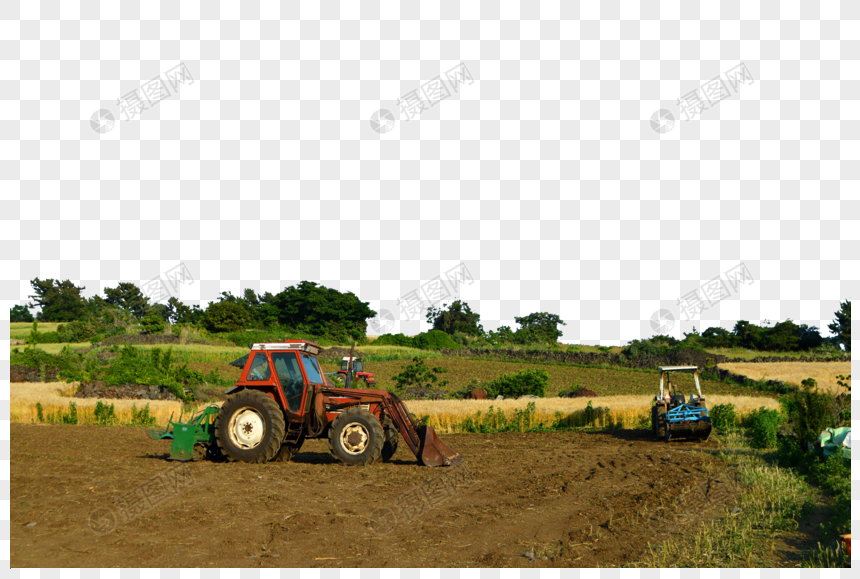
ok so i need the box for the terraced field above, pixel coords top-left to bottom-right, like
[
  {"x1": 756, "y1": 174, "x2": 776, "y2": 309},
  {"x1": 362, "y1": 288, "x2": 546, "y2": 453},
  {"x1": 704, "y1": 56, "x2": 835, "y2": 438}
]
[{"x1": 321, "y1": 357, "x2": 780, "y2": 398}]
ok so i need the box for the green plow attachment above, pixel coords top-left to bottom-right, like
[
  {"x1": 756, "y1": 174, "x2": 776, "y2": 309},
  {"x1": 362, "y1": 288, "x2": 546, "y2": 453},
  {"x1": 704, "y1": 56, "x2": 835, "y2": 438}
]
[{"x1": 149, "y1": 405, "x2": 220, "y2": 461}]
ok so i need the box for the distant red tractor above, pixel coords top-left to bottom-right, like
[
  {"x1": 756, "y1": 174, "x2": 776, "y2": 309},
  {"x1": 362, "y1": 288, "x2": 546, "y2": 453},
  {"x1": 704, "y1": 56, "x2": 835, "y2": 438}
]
[
  {"x1": 151, "y1": 340, "x2": 461, "y2": 468},
  {"x1": 336, "y1": 356, "x2": 376, "y2": 387}
]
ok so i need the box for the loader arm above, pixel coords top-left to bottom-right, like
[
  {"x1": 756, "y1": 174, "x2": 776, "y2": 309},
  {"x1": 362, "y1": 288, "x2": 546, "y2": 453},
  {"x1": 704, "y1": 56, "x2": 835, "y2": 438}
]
[{"x1": 320, "y1": 387, "x2": 461, "y2": 467}]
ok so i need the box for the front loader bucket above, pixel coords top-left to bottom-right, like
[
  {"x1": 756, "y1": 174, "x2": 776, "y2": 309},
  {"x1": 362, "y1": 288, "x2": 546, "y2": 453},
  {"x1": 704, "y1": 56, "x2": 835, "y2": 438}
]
[{"x1": 416, "y1": 426, "x2": 462, "y2": 467}]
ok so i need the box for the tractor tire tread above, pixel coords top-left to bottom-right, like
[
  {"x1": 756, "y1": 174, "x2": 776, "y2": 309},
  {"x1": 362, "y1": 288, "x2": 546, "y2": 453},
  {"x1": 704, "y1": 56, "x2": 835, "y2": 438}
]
[
  {"x1": 214, "y1": 389, "x2": 285, "y2": 464},
  {"x1": 328, "y1": 407, "x2": 384, "y2": 466}
]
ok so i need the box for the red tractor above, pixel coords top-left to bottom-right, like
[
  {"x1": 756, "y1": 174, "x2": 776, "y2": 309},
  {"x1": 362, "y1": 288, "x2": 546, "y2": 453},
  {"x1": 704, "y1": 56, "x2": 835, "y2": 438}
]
[
  {"x1": 336, "y1": 356, "x2": 376, "y2": 387},
  {"x1": 152, "y1": 340, "x2": 460, "y2": 468}
]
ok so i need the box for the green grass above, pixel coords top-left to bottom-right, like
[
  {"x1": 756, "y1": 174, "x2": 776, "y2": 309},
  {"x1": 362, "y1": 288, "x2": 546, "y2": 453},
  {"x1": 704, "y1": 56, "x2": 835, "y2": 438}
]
[
  {"x1": 632, "y1": 430, "x2": 824, "y2": 568},
  {"x1": 10, "y1": 322, "x2": 61, "y2": 339},
  {"x1": 704, "y1": 347, "x2": 825, "y2": 360}
]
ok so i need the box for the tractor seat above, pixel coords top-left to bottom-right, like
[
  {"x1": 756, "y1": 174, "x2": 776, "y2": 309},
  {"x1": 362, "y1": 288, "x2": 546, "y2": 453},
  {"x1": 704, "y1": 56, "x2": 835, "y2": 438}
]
[{"x1": 671, "y1": 393, "x2": 685, "y2": 405}]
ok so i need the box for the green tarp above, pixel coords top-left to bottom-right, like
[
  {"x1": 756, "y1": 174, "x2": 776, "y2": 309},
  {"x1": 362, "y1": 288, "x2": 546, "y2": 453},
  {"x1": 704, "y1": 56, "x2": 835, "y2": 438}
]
[{"x1": 819, "y1": 427, "x2": 851, "y2": 460}]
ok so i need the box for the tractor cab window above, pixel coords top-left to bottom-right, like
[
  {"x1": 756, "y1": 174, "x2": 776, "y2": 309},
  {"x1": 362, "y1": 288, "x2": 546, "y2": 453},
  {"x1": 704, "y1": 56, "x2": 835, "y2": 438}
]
[
  {"x1": 246, "y1": 352, "x2": 272, "y2": 381},
  {"x1": 271, "y1": 353, "x2": 306, "y2": 413},
  {"x1": 301, "y1": 354, "x2": 324, "y2": 384},
  {"x1": 340, "y1": 359, "x2": 362, "y2": 372}
]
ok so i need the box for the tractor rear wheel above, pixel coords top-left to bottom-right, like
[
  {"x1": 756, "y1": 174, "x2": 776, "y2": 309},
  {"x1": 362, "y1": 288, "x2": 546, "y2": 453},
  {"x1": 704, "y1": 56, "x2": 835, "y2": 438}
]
[
  {"x1": 381, "y1": 416, "x2": 399, "y2": 462},
  {"x1": 215, "y1": 390, "x2": 285, "y2": 464},
  {"x1": 328, "y1": 407, "x2": 384, "y2": 466}
]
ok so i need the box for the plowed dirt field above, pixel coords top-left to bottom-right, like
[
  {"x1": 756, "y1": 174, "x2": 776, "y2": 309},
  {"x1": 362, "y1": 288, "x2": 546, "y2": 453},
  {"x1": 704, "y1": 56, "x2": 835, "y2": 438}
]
[{"x1": 12, "y1": 424, "x2": 740, "y2": 568}]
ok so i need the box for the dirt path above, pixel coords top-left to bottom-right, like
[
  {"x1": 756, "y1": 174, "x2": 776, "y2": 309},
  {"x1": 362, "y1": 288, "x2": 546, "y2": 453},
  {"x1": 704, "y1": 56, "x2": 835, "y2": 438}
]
[{"x1": 13, "y1": 424, "x2": 740, "y2": 568}]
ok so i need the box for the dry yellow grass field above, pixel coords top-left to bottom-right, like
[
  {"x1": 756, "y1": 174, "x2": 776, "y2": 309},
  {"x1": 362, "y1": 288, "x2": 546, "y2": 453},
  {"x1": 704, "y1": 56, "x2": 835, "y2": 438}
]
[
  {"x1": 718, "y1": 361, "x2": 851, "y2": 394},
  {"x1": 12, "y1": 384, "x2": 779, "y2": 431},
  {"x1": 10, "y1": 382, "x2": 203, "y2": 425},
  {"x1": 403, "y1": 395, "x2": 778, "y2": 432}
]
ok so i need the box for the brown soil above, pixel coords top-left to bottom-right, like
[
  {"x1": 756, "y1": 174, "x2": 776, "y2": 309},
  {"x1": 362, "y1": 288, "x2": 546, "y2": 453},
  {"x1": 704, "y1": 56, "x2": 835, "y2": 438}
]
[{"x1": 12, "y1": 425, "x2": 740, "y2": 568}]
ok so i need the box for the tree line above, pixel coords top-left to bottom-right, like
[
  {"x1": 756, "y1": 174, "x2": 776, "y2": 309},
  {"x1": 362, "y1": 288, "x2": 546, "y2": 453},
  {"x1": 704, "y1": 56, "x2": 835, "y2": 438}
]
[{"x1": 8, "y1": 278, "x2": 851, "y2": 352}]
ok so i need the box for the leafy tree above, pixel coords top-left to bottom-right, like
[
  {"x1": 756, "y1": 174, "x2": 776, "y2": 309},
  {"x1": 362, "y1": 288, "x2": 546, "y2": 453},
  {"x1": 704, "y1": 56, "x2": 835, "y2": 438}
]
[
  {"x1": 147, "y1": 303, "x2": 172, "y2": 322},
  {"x1": 391, "y1": 357, "x2": 450, "y2": 394},
  {"x1": 732, "y1": 320, "x2": 765, "y2": 350},
  {"x1": 797, "y1": 323, "x2": 824, "y2": 351},
  {"x1": 486, "y1": 325, "x2": 516, "y2": 346},
  {"x1": 28, "y1": 278, "x2": 87, "y2": 322},
  {"x1": 10, "y1": 305, "x2": 33, "y2": 322},
  {"x1": 140, "y1": 314, "x2": 167, "y2": 335},
  {"x1": 203, "y1": 300, "x2": 253, "y2": 333},
  {"x1": 513, "y1": 312, "x2": 566, "y2": 344},
  {"x1": 166, "y1": 297, "x2": 205, "y2": 325},
  {"x1": 425, "y1": 300, "x2": 483, "y2": 336},
  {"x1": 827, "y1": 300, "x2": 851, "y2": 352},
  {"x1": 762, "y1": 319, "x2": 801, "y2": 351},
  {"x1": 700, "y1": 326, "x2": 735, "y2": 348},
  {"x1": 103, "y1": 282, "x2": 151, "y2": 319},
  {"x1": 270, "y1": 281, "x2": 376, "y2": 340}
]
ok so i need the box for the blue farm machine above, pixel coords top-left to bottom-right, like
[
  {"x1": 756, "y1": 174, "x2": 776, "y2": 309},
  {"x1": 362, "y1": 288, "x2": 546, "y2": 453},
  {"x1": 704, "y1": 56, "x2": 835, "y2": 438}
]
[{"x1": 651, "y1": 366, "x2": 712, "y2": 442}]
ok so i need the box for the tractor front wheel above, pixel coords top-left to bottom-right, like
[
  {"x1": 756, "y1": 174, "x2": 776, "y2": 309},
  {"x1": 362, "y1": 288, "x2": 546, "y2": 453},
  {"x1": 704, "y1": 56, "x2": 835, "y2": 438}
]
[
  {"x1": 215, "y1": 390, "x2": 285, "y2": 464},
  {"x1": 652, "y1": 406, "x2": 668, "y2": 439},
  {"x1": 328, "y1": 408, "x2": 384, "y2": 466}
]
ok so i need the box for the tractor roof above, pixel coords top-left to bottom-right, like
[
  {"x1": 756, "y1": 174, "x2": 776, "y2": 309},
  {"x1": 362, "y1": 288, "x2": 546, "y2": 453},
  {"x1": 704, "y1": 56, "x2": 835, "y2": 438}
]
[
  {"x1": 341, "y1": 356, "x2": 361, "y2": 361},
  {"x1": 658, "y1": 366, "x2": 698, "y2": 372},
  {"x1": 250, "y1": 340, "x2": 324, "y2": 356}
]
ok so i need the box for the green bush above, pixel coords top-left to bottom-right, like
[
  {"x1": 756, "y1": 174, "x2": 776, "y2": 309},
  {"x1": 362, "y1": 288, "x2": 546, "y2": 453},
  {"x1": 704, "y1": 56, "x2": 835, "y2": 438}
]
[
  {"x1": 412, "y1": 330, "x2": 461, "y2": 350},
  {"x1": 29, "y1": 331, "x2": 65, "y2": 344},
  {"x1": 58, "y1": 321, "x2": 98, "y2": 343},
  {"x1": 485, "y1": 368, "x2": 549, "y2": 399},
  {"x1": 129, "y1": 404, "x2": 157, "y2": 427},
  {"x1": 391, "y1": 357, "x2": 450, "y2": 394},
  {"x1": 372, "y1": 333, "x2": 415, "y2": 347},
  {"x1": 746, "y1": 407, "x2": 782, "y2": 449},
  {"x1": 139, "y1": 315, "x2": 167, "y2": 335},
  {"x1": 37, "y1": 401, "x2": 79, "y2": 425},
  {"x1": 710, "y1": 403, "x2": 739, "y2": 431},
  {"x1": 203, "y1": 301, "x2": 253, "y2": 333},
  {"x1": 782, "y1": 378, "x2": 837, "y2": 448},
  {"x1": 94, "y1": 401, "x2": 118, "y2": 425}
]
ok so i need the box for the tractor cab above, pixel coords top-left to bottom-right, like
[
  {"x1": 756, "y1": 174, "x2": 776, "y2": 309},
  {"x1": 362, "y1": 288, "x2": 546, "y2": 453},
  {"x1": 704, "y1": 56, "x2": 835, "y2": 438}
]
[
  {"x1": 226, "y1": 340, "x2": 325, "y2": 416},
  {"x1": 340, "y1": 357, "x2": 364, "y2": 373}
]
